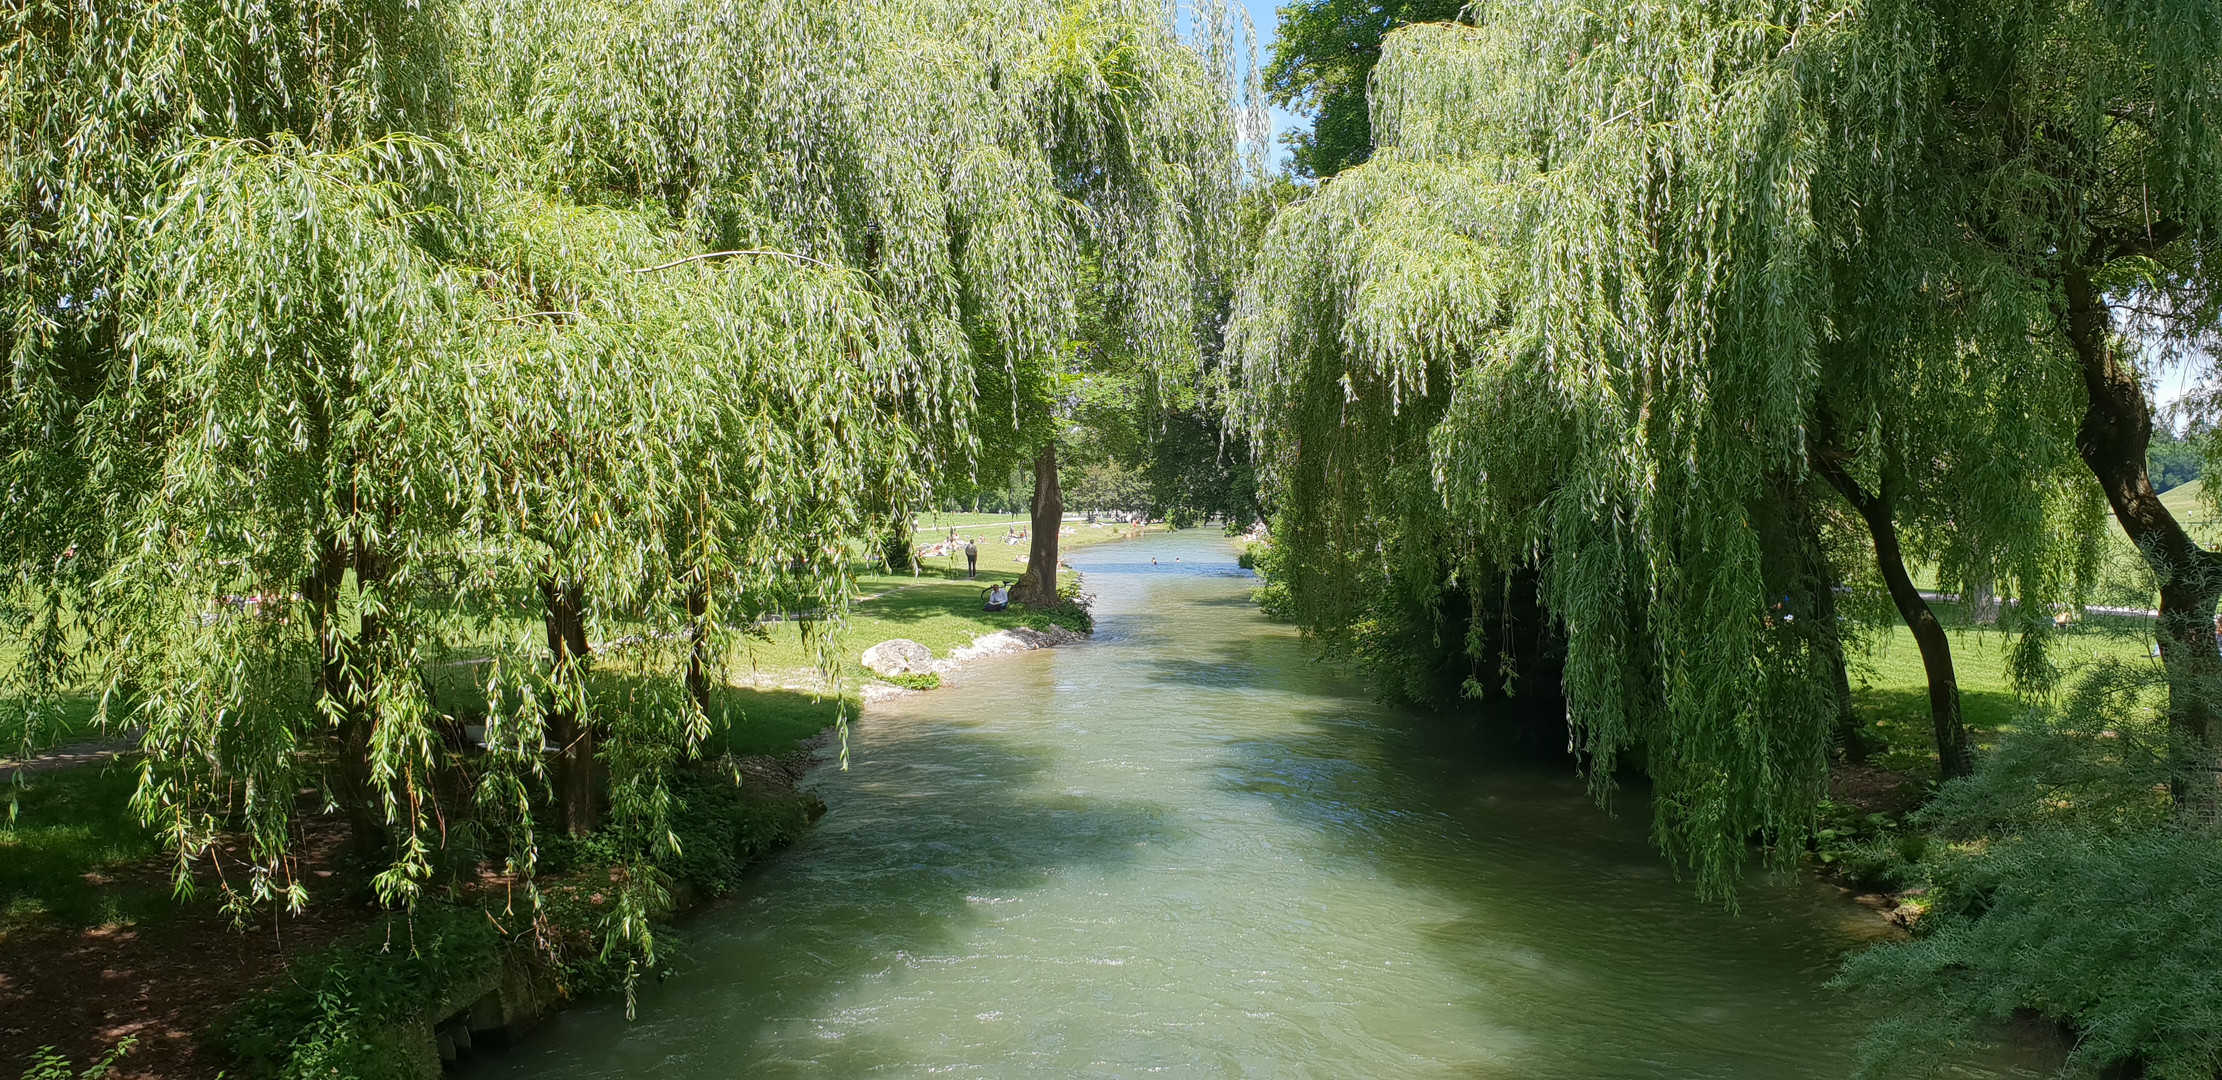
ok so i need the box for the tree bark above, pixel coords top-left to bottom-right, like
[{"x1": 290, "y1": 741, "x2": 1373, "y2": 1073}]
[
  {"x1": 686, "y1": 580, "x2": 710, "y2": 716},
  {"x1": 1816, "y1": 456, "x2": 1976, "y2": 781},
  {"x1": 1012, "y1": 442, "x2": 1064, "y2": 608},
  {"x1": 1756, "y1": 472, "x2": 1867, "y2": 763},
  {"x1": 2062, "y1": 265, "x2": 2222, "y2": 813},
  {"x1": 303, "y1": 533, "x2": 387, "y2": 855},
  {"x1": 539, "y1": 578, "x2": 598, "y2": 836}
]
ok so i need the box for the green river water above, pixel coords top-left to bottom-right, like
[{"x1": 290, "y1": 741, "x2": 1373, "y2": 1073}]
[{"x1": 482, "y1": 529, "x2": 1973, "y2": 1079}]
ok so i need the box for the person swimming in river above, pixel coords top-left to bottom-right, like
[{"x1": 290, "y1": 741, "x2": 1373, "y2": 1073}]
[{"x1": 984, "y1": 582, "x2": 1010, "y2": 612}]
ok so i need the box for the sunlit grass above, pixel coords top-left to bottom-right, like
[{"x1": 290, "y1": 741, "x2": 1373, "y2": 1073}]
[{"x1": 1849, "y1": 612, "x2": 2156, "y2": 773}]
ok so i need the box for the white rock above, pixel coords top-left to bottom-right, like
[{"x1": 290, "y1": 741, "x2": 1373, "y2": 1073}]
[
  {"x1": 945, "y1": 624, "x2": 1084, "y2": 664},
  {"x1": 861, "y1": 638, "x2": 934, "y2": 676}
]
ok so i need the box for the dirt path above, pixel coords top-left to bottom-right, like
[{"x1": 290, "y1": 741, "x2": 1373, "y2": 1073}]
[{"x1": 1, "y1": 734, "x2": 140, "y2": 781}]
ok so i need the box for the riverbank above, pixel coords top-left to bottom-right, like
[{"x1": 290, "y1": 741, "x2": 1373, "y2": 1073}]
[
  {"x1": 0, "y1": 523, "x2": 1173, "y2": 1079},
  {"x1": 0, "y1": 687, "x2": 843, "y2": 1080}
]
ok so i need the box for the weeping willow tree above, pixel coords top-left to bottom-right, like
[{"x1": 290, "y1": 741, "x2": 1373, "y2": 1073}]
[
  {"x1": 7, "y1": 0, "x2": 1252, "y2": 976},
  {"x1": 1900, "y1": 0, "x2": 2222, "y2": 812},
  {"x1": 1230, "y1": 0, "x2": 2133, "y2": 891}
]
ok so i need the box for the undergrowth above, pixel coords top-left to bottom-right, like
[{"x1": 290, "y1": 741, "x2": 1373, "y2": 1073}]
[
  {"x1": 1838, "y1": 659, "x2": 2216, "y2": 1079},
  {"x1": 216, "y1": 770, "x2": 823, "y2": 1079},
  {"x1": 1016, "y1": 576, "x2": 1095, "y2": 635}
]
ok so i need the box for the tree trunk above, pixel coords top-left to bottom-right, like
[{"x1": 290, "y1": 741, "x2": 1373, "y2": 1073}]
[
  {"x1": 686, "y1": 580, "x2": 710, "y2": 716},
  {"x1": 1816, "y1": 457, "x2": 1975, "y2": 781},
  {"x1": 1756, "y1": 471, "x2": 1867, "y2": 763},
  {"x1": 304, "y1": 534, "x2": 387, "y2": 855},
  {"x1": 2062, "y1": 265, "x2": 2222, "y2": 814},
  {"x1": 539, "y1": 578, "x2": 598, "y2": 836},
  {"x1": 1966, "y1": 572, "x2": 2000, "y2": 626},
  {"x1": 1012, "y1": 443, "x2": 1064, "y2": 608}
]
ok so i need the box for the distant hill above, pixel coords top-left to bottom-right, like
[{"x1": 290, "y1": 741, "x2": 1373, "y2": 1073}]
[{"x1": 2160, "y1": 478, "x2": 2217, "y2": 525}]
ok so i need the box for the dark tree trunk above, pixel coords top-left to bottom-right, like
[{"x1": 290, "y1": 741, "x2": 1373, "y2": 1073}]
[
  {"x1": 539, "y1": 578, "x2": 598, "y2": 836},
  {"x1": 686, "y1": 580, "x2": 710, "y2": 716},
  {"x1": 303, "y1": 533, "x2": 387, "y2": 855},
  {"x1": 1816, "y1": 456, "x2": 1975, "y2": 781},
  {"x1": 1755, "y1": 472, "x2": 1868, "y2": 763},
  {"x1": 2063, "y1": 265, "x2": 2222, "y2": 813},
  {"x1": 1012, "y1": 443, "x2": 1063, "y2": 608}
]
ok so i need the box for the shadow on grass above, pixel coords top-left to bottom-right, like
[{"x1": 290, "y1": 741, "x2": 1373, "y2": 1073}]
[
  {"x1": 1, "y1": 764, "x2": 169, "y2": 933},
  {"x1": 701, "y1": 686, "x2": 853, "y2": 759},
  {"x1": 1853, "y1": 687, "x2": 2026, "y2": 772}
]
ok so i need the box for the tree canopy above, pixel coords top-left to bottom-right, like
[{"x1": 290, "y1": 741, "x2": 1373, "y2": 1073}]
[
  {"x1": 1231, "y1": 0, "x2": 2220, "y2": 892},
  {"x1": 3, "y1": 0, "x2": 1255, "y2": 969},
  {"x1": 1261, "y1": 0, "x2": 1467, "y2": 177}
]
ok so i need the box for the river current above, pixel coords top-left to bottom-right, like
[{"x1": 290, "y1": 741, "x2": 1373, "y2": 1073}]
[{"x1": 484, "y1": 528, "x2": 1924, "y2": 1079}]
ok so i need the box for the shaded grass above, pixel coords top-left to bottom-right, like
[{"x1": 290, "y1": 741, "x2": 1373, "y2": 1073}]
[
  {"x1": 1, "y1": 765, "x2": 167, "y2": 934},
  {"x1": 701, "y1": 686, "x2": 854, "y2": 759}
]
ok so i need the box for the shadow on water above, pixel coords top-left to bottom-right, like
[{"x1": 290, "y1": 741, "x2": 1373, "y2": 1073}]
[
  {"x1": 480, "y1": 712, "x2": 1183, "y2": 1078},
  {"x1": 1198, "y1": 703, "x2": 1894, "y2": 1080}
]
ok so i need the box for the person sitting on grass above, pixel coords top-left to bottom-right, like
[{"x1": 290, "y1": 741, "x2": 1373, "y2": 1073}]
[{"x1": 984, "y1": 582, "x2": 1010, "y2": 612}]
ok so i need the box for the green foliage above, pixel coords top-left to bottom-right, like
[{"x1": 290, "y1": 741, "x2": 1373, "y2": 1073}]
[
  {"x1": 1262, "y1": 0, "x2": 1467, "y2": 177},
  {"x1": 654, "y1": 772, "x2": 823, "y2": 896},
  {"x1": 1809, "y1": 800, "x2": 1921, "y2": 890},
  {"x1": 1017, "y1": 577, "x2": 1097, "y2": 635},
  {"x1": 1848, "y1": 825, "x2": 2222, "y2": 1080},
  {"x1": 3, "y1": 0, "x2": 1252, "y2": 994},
  {"x1": 1834, "y1": 661, "x2": 2222, "y2": 1078},
  {"x1": 1231, "y1": 0, "x2": 2222, "y2": 897},
  {"x1": 2150, "y1": 425, "x2": 2206, "y2": 494},
  {"x1": 878, "y1": 671, "x2": 945, "y2": 691},
  {"x1": 1243, "y1": 541, "x2": 1296, "y2": 621},
  {"x1": 15, "y1": 1039, "x2": 133, "y2": 1080},
  {"x1": 219, "y1": 908, "x2": 502, "y2": 1080}
]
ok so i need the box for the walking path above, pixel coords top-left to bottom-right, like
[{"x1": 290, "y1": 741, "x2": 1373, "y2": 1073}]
[{"x1": 2, "y1": 733, "x2": 139, "y2": 779}]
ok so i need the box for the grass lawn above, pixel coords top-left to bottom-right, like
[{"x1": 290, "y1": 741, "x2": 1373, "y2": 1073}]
[
  {"x1": 1848, "y1": 611, "x2": 2156, "y2": 773},
  {"x1": 1, "y1": 764, "x2": 167, "y2": 935},
  {"x1": 0, "y1": 691, "x2": 106, "y2": 757},
  {"x1": 906, "y1": 517, "x2": 1163, "y2": 579}
]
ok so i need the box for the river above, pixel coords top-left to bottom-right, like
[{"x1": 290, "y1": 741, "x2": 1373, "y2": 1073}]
[{"x1": 482, "y1": 528, "x2": 1931, "y2": 1079}]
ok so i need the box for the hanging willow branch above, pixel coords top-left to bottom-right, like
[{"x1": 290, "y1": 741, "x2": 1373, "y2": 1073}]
[{"x1": 627, "y1": 249, "x2": 846, "y2": 274}]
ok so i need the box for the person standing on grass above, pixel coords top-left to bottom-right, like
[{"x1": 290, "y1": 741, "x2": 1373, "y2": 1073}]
[{"x1": 965, "y1": 539, "x2": 978, "y2": 578}]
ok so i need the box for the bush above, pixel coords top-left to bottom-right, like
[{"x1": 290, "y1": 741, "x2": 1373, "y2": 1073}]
[
  {"x1": 654, "y1": 771, "x2": 824, "y2": 895},
  {"x1": 17, "y1": 1040, "x2": 132, "y2": 1080},
  {"x1": 1810, "y1": 799, "x2": 1921, "y2": 891},
  {"x1": 1243, "y1": 542, "x2": 1294, "y2": 621},
  {"x1": 220, "y1": 770, "x2": 822, "y2": 1078},
  {"x1": 219, "y1": 908, "x2": 502, "y2": 1080},
  {"x1": 1017, "y1": 577, "x2": 1095, "y2": 635},
  {"x1": 1837, "y1": 660, "x2": 2214, "y2": 1079}
]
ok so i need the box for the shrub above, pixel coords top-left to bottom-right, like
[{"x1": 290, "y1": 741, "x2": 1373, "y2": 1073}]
[
  {"x1": 218, "y1": 908, "x2": 502, "y2": 1080},
  {"x1": 1018, "y1": 577, "x2": 1095, "y2": 635},
  {"x1": 17, "y1": 1040, "x2": 133, "y2": 1080},
  {"x1": 1836, "y1": 660, "x2": 2215, "y2": 1079}
]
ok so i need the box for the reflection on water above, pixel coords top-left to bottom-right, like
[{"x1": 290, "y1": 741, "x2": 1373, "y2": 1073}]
[{"x1": 480, "y1": 530, "x2": 1925, "y2": 1079}]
